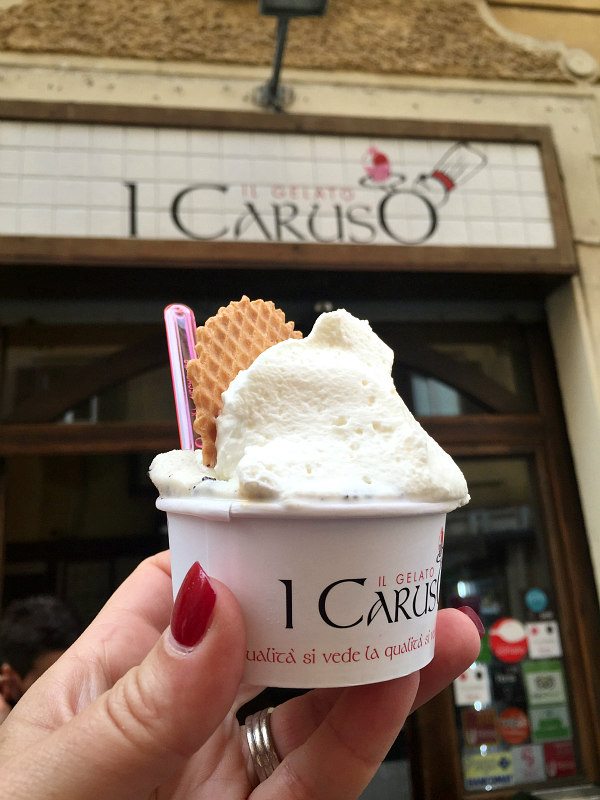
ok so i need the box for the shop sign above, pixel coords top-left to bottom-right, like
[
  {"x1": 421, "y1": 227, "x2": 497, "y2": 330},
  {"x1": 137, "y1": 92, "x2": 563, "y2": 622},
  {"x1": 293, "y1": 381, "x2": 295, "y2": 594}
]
[
  {"x1": 530, "y1": 705, "x2": 572, "y2": 743},
  {"x1": 525, "y1": 620, "x2": 562, "y2": 659},
  {"x1": 524, "y1": 587, "x2": 549, "y2": 615},
  {"x1": 461, "y1": 708, "x2": 499, "y2": 746},
  {"x1": 512, "y1": 744, "x2": 546, "y2": 785},
  {"x1": 477, "y1": 632, "x2": 492, "y2": 664},
  {"x1": 454, "y1": 663, "x2": 492, "y2": 707},
  {"x1": 497, "y1": 707, "x2": 530, "y2": 745},
  {"x1": 489, "y1": 618, "x2": 528, "y2": 663},
  {"x1": 491, "y1": 663, "x2": 527, "y2": 706},
  {"x1": 543, "y1": 741, "x2": 577, "y2": 778},
  {"x1": 522, "y1": 659, "x2": 567, "y2": 706},
  {"x1": 463, "y1": 750, "x2": 514, "y2": 791},
  {"x1": 0, "y1": 121, "x2": 556, "y2": 249}
]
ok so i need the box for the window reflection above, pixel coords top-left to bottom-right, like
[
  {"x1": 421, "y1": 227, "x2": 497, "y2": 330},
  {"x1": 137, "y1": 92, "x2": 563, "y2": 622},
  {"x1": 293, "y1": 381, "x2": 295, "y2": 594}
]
[
  {"x1": 374, "y1": 322, "x2": 537, "y2": 415},
  {"x1": 411, "y1": 374, "x2": 462, "y2": 416},
  {"x1": 1, "y1": 325, "x2": 173, "y2": 424}
]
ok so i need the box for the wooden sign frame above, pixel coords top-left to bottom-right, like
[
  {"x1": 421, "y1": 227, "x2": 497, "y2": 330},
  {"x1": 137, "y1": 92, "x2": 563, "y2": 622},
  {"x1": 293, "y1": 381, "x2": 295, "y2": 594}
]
[{"x1": 0, "y1": 101, "x2": 577, "y2": 275}]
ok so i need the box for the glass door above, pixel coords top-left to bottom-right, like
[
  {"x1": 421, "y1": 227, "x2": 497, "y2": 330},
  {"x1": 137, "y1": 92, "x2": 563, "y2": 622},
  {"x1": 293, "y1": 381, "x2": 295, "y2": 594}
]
[{"x1": 445, "y1": 456, "x2": 580, "y2": 793}]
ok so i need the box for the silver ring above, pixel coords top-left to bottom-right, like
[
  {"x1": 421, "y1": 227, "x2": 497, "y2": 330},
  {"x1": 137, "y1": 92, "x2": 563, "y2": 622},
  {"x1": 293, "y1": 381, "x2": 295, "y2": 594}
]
[{"x1": 242, "y1": 706, "x2": 281, "y2": 786}]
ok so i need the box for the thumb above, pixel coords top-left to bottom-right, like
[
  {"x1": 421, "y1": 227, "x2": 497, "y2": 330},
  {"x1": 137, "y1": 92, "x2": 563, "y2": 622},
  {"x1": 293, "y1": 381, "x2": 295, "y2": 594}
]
[{"x1": 1, "y1": 563, "x2": 246, "y2": 800}]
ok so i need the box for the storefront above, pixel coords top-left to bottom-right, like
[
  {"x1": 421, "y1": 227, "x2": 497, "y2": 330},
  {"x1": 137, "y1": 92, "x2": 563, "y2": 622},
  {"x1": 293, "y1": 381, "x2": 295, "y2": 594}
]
[{"x1": 0, "y1": 1, "x2": 599, "y2": 797}]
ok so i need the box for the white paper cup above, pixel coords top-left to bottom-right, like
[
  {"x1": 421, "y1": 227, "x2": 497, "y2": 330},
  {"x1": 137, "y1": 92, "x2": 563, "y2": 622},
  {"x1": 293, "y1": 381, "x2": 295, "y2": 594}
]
[{"x1": 157, "y1": 496, "x2": 455, "y2": 688}]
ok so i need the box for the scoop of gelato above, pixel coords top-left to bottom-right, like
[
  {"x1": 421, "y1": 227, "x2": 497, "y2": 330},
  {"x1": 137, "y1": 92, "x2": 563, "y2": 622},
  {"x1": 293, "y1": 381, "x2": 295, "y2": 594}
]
[{"x1": 151, "y1": 310, "x2": 468, "y2": 506}]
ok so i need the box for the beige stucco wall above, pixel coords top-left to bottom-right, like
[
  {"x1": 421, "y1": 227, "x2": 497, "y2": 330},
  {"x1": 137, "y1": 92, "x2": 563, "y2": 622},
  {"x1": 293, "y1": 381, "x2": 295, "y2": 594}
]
[
  {"x1": 0, "y1": 0, "x2": 570, "y2": 81},
  {"x1": 0, "y1": 2, "x2": 599, "y2": 595},
  {"x1": 547, "y1": 277, "x2": 600, "y2": 592}
]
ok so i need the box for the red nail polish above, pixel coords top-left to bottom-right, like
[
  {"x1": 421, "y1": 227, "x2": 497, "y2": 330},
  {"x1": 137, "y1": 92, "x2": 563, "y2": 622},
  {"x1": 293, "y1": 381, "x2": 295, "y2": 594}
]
[
  {"x1": 171, "y1": 562, "x2": 216, "y2": 648},
  {"x1": 458, "y1": 606, "x2": 485, "y2": 638}
]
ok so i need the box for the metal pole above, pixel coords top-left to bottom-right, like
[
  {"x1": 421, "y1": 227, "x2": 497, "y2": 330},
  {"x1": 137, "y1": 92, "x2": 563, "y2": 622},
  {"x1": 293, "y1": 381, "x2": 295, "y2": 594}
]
[{"x1": 265, "y1": 16, "x2": 289, "y2": 111}]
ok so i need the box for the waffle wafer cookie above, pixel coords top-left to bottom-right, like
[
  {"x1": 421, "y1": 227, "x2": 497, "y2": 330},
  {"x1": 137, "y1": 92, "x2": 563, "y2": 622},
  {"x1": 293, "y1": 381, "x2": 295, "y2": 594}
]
[{"x1": 187, "y1": 296, "x2": 302, "y2": 467}]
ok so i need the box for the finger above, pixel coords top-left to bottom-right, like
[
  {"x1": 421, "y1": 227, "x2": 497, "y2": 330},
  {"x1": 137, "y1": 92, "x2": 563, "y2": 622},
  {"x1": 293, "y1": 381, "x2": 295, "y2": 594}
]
[
  {"x1": 410, "y1": 607, "x2": 481, "y2": 712},
  {"x1": 256, "y1": 675, "x2": 419, "y2": 800},
  {"x1": 269, "y1": 606, "x2": 481, "y2": 758},
  {"x1": 1, "y1": 571, "x2": 246, "y2": 800},
  {"x1": 270, "y1": 688, "x2": 343, "y2": 755}
]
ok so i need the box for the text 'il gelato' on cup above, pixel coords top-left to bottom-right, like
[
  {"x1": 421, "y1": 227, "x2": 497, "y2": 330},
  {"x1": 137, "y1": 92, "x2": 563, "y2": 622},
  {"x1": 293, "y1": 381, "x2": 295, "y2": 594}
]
[{"x1": 159, "y1": 497, "x2": 452, "y2": 688}]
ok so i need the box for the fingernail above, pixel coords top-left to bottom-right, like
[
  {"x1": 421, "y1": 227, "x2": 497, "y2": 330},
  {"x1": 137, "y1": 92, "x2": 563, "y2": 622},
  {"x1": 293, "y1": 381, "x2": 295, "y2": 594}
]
[
  {"x1": 458, "y1": 606, "x2": 485, "y2": 638},
  {"x1": 170, "y1": 562, "x2": 216, "y2": 649}
]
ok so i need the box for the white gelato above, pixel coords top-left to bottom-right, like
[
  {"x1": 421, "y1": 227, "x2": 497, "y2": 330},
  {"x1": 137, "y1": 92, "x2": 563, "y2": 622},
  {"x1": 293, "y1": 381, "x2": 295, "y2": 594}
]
[{"x1": 150, "y1": 309, "x2": 469, "y2": 506}]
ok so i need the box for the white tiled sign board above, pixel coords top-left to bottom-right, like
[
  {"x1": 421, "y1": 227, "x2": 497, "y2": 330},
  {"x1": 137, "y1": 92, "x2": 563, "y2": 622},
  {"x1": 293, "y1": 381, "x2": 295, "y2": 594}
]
[{"x1": 0, "y1": 120, "x2": 555, "y2": 248}]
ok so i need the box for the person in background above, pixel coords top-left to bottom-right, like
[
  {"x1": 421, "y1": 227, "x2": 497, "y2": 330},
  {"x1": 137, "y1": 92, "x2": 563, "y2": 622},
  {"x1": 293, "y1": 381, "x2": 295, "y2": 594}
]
[{"x1": 0, "y1": 595, "x2": 81, "y2": 723}]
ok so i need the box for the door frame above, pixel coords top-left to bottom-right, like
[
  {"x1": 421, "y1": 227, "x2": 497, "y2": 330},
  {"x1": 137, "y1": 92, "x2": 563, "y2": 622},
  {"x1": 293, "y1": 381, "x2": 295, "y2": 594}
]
[{"x1": 0, "y1": 102, "x2": 577, "y2": 275}]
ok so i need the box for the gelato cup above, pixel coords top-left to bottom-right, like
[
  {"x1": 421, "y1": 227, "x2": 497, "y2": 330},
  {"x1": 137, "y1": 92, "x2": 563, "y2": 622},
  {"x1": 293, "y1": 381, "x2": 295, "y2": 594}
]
[{"x1": 158, "y1": 496, "x2": 452, "y2": 688}]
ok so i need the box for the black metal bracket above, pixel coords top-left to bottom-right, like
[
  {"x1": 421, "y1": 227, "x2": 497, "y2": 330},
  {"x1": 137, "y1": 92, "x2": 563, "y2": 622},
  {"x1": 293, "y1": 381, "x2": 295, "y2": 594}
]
[
  {"x1": 255, "y1": 0, "x2": 328, "y2": 112},
  {"x1": 253, "y1": 17, "x2": 293, "y2": 112}
]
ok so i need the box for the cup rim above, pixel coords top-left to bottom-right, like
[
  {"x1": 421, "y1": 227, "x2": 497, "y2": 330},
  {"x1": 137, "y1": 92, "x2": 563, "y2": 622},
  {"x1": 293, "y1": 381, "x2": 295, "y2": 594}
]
[{"x1": 156, "y1": 495, "x2": 460, "y2": 520}]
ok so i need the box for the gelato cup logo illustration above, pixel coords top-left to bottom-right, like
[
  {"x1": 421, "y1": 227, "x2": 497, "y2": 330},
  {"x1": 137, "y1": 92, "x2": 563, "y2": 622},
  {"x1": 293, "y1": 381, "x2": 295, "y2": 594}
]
[
  {"x1": 357, "y1": 142, "x2": 488, "y2": 244},
  {"x1": 360, "y1": 142, "x2": 487, "y2": 203}
]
